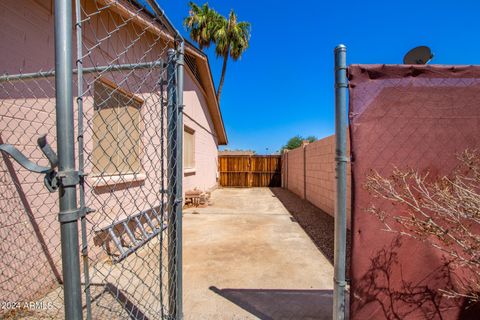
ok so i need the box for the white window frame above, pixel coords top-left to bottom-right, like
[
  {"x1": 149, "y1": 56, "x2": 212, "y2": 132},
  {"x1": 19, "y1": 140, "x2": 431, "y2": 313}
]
[{"x1": 184, "y1": 126, "x2": 195, "y2": 174}]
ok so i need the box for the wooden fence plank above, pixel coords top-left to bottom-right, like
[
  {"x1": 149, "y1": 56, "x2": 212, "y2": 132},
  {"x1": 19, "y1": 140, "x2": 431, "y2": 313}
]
[{"x1": 219, "y1": 155, "x2": 282, "y2": 187}]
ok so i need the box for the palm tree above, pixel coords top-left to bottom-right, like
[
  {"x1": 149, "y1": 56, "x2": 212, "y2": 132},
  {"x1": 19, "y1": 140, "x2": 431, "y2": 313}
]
[
  {"x1": 184, "y1": 2, "x2": 251, "y2": 102},
  {"x1": 183, "y1": 2, "x2": 221, "y2": 50},
  {"x1": 213, "y1": 11, "x2": 250, "y2": 102}
]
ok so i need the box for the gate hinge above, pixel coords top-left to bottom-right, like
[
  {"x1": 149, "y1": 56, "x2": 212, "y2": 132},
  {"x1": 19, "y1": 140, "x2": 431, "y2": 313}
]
[
  {"x1": 335, "y1": 156, "x2": 350, "y2": 163},
  {"x1": 58, "y1": 207, "x2": 95, "y2": 223},
  {"x1": 45, "y1": 170, "x2": 85, "y2": 192},
  {"x1": 174, "y1": 55, "x2": 185, "y2": 66},
  {"x1": 333, "y1": 277, "x2": 348, "y2": 287},
  {"x1": 57, "y1": 170, "x2": 81, "y2": 187}
]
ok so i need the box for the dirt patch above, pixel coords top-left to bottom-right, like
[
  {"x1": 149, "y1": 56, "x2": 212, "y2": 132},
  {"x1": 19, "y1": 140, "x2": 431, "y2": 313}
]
[{"x1": 270, "y1": 188, "x2": 351, "y2": 273}]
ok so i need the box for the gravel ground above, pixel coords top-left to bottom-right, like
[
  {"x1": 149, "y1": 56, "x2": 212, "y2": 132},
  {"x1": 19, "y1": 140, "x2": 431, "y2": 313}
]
[{"x1": 270, "y1": 188, "x2": 351, "y2": 271}]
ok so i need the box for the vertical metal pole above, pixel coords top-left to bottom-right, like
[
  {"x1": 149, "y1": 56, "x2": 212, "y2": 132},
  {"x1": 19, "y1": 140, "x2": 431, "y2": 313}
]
[
  {"x1": 54, "y1": 0, "x2": 83, "y2": 319},
  {"x1": 74, "y1": 0, "x2": 92, "y2": 318},
  {"x1": 333, "y1": 44, "x2": 348, "y2": 320},
  {"x1": 159, "y1": 77, "x2": 166, "y2": 320},
  {"x1": 166, "y1": 48, "x2": 178, "y2": 319},
  {"x1": 175, "y1": 41, "x2": 185, "y2": 320}
]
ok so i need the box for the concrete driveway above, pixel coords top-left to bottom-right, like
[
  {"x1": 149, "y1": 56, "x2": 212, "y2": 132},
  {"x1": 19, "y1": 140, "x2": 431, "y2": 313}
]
[{"x1": 183, "y1": 188, "x2": 334, "y2": 320}]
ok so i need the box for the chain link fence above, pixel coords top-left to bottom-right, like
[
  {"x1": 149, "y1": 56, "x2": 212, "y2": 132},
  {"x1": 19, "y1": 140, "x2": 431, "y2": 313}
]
[
  {"x1": 0, "y1": 0, "x2": 183, "y2": 319},
  {"x1": 0, "y1": 14, "x2": 61, "y2": 319}
]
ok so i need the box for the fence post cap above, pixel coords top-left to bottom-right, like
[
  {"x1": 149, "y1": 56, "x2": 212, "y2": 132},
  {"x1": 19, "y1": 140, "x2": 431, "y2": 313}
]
[{"x1": 334, "y1": 44, "x2": 347, "y2": 52}]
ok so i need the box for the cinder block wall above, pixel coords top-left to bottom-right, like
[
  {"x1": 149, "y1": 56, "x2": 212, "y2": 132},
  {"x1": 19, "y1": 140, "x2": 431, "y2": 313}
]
[
  {"x1": 282, "y1": 134, "x2": 351, "y2": 228},
  {"x1": 285, "y1": 146, "x2": 304, "y2": 198}
]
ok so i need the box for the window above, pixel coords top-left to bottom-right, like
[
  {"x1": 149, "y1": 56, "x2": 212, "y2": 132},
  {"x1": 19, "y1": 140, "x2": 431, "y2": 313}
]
[
  {"x1": 92, "y1": 79, "x2": 143, "y2": 176},
  {"x1": 184, "y1": 126, "x2": 195, "y2": 170}
]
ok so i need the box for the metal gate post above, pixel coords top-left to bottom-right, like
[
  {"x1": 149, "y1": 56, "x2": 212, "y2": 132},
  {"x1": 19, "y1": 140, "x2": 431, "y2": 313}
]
[
  {"x1": 54, "y1": 0, "x2": 83, "y2": 318},
  {"x1": 175, "y1": 42, "x2": 185, "y2": 320},
  {"x1": 333, "y1": 44, "x2": 348, "y2": 320},
  {"x1": 75, "y1": 0, "x2": 92, "y2": 318},
  {"x1": 167, "y1": 48, "x2": 179, "y2": 319}
]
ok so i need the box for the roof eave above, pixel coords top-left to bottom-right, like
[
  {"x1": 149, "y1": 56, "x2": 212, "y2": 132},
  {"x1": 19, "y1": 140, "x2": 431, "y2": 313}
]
[
  {"x1": 98, "y1": 0, "x2": 228, "y2": 145},
  {"x1": 184, "y1": 41, "x2": 228, "y2": 145}
]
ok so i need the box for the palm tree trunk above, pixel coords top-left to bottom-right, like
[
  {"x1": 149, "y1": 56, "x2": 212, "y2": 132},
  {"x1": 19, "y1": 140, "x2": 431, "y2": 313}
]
[{"x1": 216, "y1": 53, "x2": 228, "y2": 102}]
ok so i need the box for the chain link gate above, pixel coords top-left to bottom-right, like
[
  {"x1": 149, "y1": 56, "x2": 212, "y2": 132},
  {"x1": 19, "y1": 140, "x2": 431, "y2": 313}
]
[{"x1": 0, "y1": 0, "x2": 183, "y2": 319}]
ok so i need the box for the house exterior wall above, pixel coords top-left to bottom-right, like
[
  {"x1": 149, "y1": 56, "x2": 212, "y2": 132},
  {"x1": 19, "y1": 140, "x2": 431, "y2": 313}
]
[
  {"x1": 0, "y1": 0, "x2": 219, "y2": 303},
  {"x1": 282, "y1": 134, "x2": 351, "y2": 227},
  {"x1": 183, "y1": 72, "x2": 219, "y2": 193},
  {"x1": 0, "y1": 0, "x2": 60, "y2": 303}
]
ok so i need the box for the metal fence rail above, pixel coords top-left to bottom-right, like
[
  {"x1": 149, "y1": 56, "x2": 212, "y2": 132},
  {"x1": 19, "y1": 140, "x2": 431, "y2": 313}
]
[{"x1": 0, "y1": 0, "x2": 183, "y2": 319}]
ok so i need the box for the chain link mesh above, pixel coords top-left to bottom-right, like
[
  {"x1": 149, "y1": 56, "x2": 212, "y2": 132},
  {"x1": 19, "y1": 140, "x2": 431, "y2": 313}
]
[
  {"x1": 0, "y1": 67, "x2": 61, "y2": 320},
  {"x1": 0, "y1": 0, "x2": 181, "y2": 318}
]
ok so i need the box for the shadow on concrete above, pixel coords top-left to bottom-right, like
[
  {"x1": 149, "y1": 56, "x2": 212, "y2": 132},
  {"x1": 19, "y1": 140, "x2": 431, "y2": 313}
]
[
  {"x1": 210, "y1": 286, "x2": 332, "y2": 320},
  {"x1": 88, "y1": 282, "x2": 151, "y2": 320},
  {"x1": 269, "y1": 187, "x2": 351, "y2": 270},
  {"x1": 105, "y1": 282, "x2": 151, "y2": 320}
]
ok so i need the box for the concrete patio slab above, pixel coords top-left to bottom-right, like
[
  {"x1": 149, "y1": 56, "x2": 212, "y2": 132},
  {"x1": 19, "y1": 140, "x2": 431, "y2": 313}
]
[
  {"x1": 14, "y1": 188, "x2": 333, "y2": 320},
  {"x1": 183, "y1": 187, "x2": 334, "y2": 320}
]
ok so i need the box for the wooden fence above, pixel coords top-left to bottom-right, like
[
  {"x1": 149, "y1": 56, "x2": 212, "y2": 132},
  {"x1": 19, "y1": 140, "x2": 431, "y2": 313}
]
[{"x1": 218, "y1": 155, "x2": 282, "y2": 187}]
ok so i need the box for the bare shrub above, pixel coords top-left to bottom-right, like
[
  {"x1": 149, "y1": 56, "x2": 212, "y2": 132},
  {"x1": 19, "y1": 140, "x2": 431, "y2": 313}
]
[{"x1": 364, "y1": 150, "x2": 480, "y2": 303}]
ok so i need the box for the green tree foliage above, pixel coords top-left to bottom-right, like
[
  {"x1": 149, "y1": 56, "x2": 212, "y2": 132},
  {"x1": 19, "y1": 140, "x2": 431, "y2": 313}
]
[
  {"x1": 184, "y1": 2, "x2": 251, "y2": 102},
  {"x1": 281, "y1": 135, "x2": 317, "y2": 152},
  {"x1": 183, "y1": 2, "x2": 220, "y2": 50}
]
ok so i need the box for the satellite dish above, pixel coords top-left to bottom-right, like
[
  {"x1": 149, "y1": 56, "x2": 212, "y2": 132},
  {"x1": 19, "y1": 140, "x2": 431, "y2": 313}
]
[{"x1": 403, "y1": 46, "x2": 433, "y2": 64}]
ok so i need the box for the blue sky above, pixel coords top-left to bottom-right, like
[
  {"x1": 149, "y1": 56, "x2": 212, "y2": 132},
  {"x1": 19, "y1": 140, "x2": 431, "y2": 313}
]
[{"x1": 158, "y1": 0, "x2": 479, "y2": 154}]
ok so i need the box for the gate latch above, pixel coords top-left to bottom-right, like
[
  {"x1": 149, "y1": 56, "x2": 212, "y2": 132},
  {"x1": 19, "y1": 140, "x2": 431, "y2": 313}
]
[{"x1": 0, "y1": 134, "x2": 74, "y2": 192}]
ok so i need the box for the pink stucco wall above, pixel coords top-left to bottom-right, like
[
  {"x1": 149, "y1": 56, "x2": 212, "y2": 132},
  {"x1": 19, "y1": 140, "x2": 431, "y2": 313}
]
[
  {"x1": 183, "y1": 72, "x2": 219, "y2": 193},
  {"x1": 0, "y1": 0, "x2": 61, "y2": 303},
  {"x1": 0, "y1": 0, "x2": 220, "y2": 304},
  {"x1": 282, "y1": 135, "x2": 351, "y2": 227}
]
